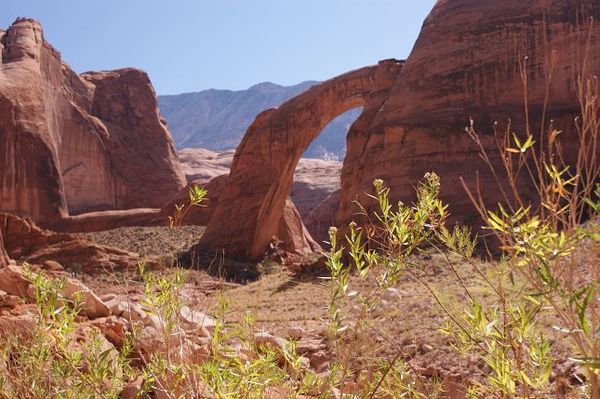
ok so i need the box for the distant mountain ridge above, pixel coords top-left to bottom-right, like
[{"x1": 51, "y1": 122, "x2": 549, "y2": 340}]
[{"x1": 158, "y1": 81, "x2": 361, "y2": 159}]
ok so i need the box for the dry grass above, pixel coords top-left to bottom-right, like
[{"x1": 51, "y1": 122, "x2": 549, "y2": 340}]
[
  {"x1": 79, "y1": 225, "x2": 205, "y2": 257},
  {"x1": 78, "y1": 225, "x2": 585, "y2": 389}
]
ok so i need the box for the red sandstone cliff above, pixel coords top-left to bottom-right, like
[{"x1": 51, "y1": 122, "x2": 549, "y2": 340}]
[
  {"x1": 338, "y1": 0, "x2": 600, "y2": 228},
  {"x1": 0, "y1": 18, "x2": 186, "y2": 225},
  {"x1": 197, "y1": 0, "x2": 600, "y2": 262}
]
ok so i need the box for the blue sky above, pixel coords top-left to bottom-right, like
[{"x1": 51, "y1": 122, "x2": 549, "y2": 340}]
[{"x1": 1, "y1": 0, "x2": 436, "y2": 95}]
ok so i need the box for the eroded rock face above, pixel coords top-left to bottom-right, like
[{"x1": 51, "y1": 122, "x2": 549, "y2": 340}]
[
  {"x1": 0, "y1": 18, "x2": 185, "y2": 225},
  {"x1": 197, "y1": 60, "x2": 404, "y2": 260},
  {"x1": 338, "y1": 0, "x2": 600, "y2": 229},
  {"x1": 274, "y1": 199, "x2": 322, "y2": 259}
]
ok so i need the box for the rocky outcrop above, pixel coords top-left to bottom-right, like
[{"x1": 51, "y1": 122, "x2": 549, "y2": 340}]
[
  {"x1": 0, "y1": 18, "x2": 186, "y2": 225},
  {"x1": 304, "y1": 190, "x2": 340, "y2": 245},
  {"x1": 179, "y1": 148, "x2": 342, "y2": 224},
  {"x1": 55, "y1": 208, "x2": 162, "y2": 233},
  {"x1": 338, "y1": 0, "x2": 600, "y2": 229},
  {"x1": 197, "y1": 60, "x2": 403, "y2": 260},
  {"x1": 198, "y1": 0, "x2": 600, "y2": 262},
  {"x1": 274, "y1": 199, "x2": 322, "y2": 260},
  {"x1": 0, "y1": 213, "x2": 150, "y2": 273}
]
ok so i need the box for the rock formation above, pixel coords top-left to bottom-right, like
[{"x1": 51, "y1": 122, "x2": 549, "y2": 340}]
[
  {"x1": 197, "y1": 0, "x2": 600, "y2": 262},
  {"x1": 200, "y1": 60, "x2": 401, "y2": 260},
  {"x1": 0, "y1": 18, "x2": 186, "y2": 225},
  {"x1": 0, "y1": 213, "x2": 150, "y2": 274},
  {"x1": 197, "y1": 60, "x2": 404, "y2": 260},
  {"x1": 338, "y1": 0, "x2": 600, "y2": 229},
  {"x1": 178, "y1": 148, "x2": 342, "y2": 225}
]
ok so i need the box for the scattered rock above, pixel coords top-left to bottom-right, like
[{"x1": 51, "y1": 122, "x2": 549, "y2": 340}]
[
  {"x1": 104, "y1": 297, "x2": 158, "y2": 328},
  {"x1": 90, "y1": 316, "x2": 128, "y2": 348},
  {"x1": 120, "y1": 375, "x2": 144, "y2": 399},
  {"x1": 0, "y1": 265, "x2": 33, "y2": 298},
  {"x1": 42, "y1": 260, "x2": 64, "y2": 272},
  {"x1": 403, "y1": 344, "x2": 419, "y2": 357},
  {"x1": 287, "y1": 326, "x2": 305, "y2": 340},
  {"x1": 63, "y1": 278, "x2": 110, "y2": 319},
  {"x1": 383, "y1": 288, "x2": 400, "y2": 301},
  {"x1": 309, "y1": 350, "x2": 330, "y2": 372},
  {"x1": 179, "y1": 306, "x2": 216, "y2": 335},
  {"x1": 420, "y1": 343, "x2": 434, "y2": 354}
]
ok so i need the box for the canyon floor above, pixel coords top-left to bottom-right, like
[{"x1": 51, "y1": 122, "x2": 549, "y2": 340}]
[{"x1": 75, "y1": 225, "x2": 583, "y2": 396}]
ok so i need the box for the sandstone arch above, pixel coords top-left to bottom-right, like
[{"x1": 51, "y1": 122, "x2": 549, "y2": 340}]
[{"x1": 197, "y1": 60, "x2": 403, "y2": 261}]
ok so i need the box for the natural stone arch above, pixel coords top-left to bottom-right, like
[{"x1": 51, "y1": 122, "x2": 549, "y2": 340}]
[{"x1": 197, "y1": 59, "x2": 403, "y2": 261}]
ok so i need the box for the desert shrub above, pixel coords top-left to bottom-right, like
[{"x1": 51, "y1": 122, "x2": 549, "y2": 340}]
[
  {"x1": 324, "y1": 172, "x2": 597, "y2": 398},
  {"x1": 0, "y1": 268, "x2": 133, "y2": 399},
  {"x1": 320, "y1": 77, "x2": 599, "y2": 398}
]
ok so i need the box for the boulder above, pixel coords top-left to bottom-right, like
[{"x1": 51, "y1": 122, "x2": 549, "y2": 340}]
[
  {"x1": 104, "y1": 297, "x2": 159, "y2": 328},
  {"x1": 0, "y1": 18, "x2": 185, "y2": 225},
  {"x1": 0, "y1": 265, "x2": 32, "y2": 298},
  {"x1": 62, "y1": 278, "x2": 110, "y2": 319},
  {"x1": 179, "y1": 306, "x2": 216, "y2": 335},
  {"x1": 0, "y1": 264, "x2": 109, "y2": 319}
]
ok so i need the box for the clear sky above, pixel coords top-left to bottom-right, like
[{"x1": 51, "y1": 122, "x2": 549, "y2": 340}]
[{"x1": 1, "y1": 0, "x2": 437, "y2": 95}]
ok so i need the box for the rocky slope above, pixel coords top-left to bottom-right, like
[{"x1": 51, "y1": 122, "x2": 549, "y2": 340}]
[
  {"x1": 158, "y1": 83, "x2": 362, "y2": 159},
  {"x1": 0, "y1": 18, "x2": 186, "y2": 225},
  {"x1": 197, "y1": 0, "x2": 600, "y2": 262}
]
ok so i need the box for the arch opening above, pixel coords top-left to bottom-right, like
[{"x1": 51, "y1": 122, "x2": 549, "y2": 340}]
[{"x1": 292, "y1": 107, "x2": 363, "y2": 245}]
